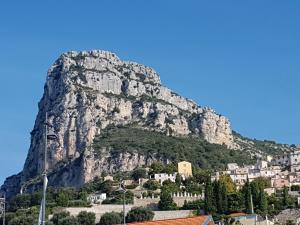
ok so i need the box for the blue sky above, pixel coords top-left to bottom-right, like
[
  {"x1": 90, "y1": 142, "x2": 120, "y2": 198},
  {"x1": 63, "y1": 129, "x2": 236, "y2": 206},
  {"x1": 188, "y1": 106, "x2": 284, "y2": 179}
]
[{"x1": 0, "y1": 1, "x2": 299, "y2": 184}]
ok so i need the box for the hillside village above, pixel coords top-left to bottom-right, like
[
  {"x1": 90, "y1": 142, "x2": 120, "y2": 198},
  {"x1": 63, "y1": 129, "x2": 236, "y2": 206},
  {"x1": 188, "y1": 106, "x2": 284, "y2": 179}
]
[
  {"x1": 69, "y1": 149, "x2": 300, "y2": 225},
  {"x1": 1, "y1": 51, "x2": 299, "y2": 225},
  {"x1": 3, "y1": 148, "x2": 300, "y2": 225},
  {"x1": 11, "y1": 150, "x2": 300, "y2": 225},
  {"x1": 215, "y1": 149, "x2": 300, "y2": 191}
]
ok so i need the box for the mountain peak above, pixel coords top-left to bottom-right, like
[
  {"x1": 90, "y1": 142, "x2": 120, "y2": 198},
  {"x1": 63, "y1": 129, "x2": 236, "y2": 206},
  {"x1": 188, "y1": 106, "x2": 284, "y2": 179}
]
[{"x1": 1, "y1": 50, "x2": 235, "y2": 198}]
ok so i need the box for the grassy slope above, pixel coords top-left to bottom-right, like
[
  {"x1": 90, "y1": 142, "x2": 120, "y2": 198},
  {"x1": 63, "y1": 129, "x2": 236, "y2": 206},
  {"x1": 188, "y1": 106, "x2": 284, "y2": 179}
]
[{"x1": 93, "y1": 125, "x2": 256, "y2": 170}]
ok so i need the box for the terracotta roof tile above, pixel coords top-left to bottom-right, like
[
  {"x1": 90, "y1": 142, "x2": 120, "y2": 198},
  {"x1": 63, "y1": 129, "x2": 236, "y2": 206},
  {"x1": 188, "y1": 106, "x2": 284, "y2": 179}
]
[{"x1": 120, "y1": 215, "x2": 213, "y2": 225}]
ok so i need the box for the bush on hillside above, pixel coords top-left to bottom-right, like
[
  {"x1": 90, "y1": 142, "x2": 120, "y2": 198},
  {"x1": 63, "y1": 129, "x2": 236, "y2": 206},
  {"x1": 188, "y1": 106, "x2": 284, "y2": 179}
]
[{"x1": 126, "y1": 207, "x2": 154, "y2": 223}]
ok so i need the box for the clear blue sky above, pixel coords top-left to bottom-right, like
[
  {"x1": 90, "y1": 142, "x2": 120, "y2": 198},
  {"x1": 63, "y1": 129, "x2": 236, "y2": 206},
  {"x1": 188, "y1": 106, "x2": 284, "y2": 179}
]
[{"x1": 0, "y1": 1, "x2": 299, "y2": 185}]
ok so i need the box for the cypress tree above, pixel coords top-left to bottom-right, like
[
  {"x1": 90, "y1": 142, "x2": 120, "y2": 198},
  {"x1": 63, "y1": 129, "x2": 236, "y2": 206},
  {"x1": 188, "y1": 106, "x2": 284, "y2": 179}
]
[
  {"x1": 258, "y1": 185, "x2": 268, "y2": 214},
  {"x1": 221, "y1": 182, "x2": 229, "y2": 213},
  {"x1": 158, "y1": 190, "x2": 177, "y2": 210},
  {"x1": 204, "y1": 176, "x2": 215, "y2": 214},
  {"x1": 282, "y1": 186, "x2": 290, "y2": 209},
  {"x1": 244, "y1": 178, "x2": 252, "y2": 214},
  {"x1": 214, "y1": 181, "x2": 225, "y2": 214}
]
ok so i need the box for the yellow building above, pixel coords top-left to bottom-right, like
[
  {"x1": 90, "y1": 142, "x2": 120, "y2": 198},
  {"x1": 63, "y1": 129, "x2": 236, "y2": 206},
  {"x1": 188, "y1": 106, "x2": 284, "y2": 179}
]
[{"x1": 178, "y1": 161, "x2": 192, "y2": 177}]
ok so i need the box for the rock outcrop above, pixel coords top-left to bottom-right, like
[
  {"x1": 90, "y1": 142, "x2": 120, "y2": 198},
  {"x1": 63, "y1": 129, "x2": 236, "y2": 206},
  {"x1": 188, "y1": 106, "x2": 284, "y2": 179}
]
[{"x1": 1, "y1": 50, "x2": 234, "y2": 197}]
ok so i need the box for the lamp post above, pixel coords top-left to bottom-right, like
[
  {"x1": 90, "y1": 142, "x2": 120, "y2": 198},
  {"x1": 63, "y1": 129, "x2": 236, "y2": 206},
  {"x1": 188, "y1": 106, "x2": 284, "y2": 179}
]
[
  {"x1": 39, "y1": 112, "x2": 59, "y2": 225},
  {"x1": 117, "y1": 181, "x2": 127, "y2": 225}
]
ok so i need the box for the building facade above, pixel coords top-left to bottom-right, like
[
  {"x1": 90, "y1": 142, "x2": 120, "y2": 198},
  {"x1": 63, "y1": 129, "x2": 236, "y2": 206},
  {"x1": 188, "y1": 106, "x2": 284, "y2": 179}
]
[{"x1": 178, "y1": 161, "x2": 192, "y2": 177}]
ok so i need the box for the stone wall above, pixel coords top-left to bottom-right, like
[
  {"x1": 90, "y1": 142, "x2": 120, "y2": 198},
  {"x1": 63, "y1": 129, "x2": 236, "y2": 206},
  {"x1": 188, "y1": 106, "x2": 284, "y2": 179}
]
[
  {"x1": 134, "y1": 193, "x2": 203, "y2": 209},
  {"x1": 65, "y1": 205, "x2": 193, "y2": 223}
]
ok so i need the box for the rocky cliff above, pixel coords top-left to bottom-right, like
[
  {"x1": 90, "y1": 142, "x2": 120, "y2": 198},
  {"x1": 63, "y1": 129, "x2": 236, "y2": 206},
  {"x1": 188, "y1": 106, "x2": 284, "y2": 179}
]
[{"x1": 1, "y1": 50, "x2": 236, "y2": 197}]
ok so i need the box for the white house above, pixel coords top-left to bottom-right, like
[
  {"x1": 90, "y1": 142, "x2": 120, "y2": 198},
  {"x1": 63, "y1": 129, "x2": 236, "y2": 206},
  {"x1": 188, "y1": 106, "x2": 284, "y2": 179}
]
[
  {"x1": 151, "y1": 173, "x2": 177, "y2": 185},
  {"x1": 87, "y1": 193, "x2": 107, "y2": 204}
]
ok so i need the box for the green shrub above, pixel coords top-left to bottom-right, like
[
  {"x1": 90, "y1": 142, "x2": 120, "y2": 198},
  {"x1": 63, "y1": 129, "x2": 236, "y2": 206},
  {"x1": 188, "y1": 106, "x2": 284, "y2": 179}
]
[
  {"x1": 182, "y1": 200, "x2": 204, "y2": 210},
  {"x1": 98, "y1": 212, "x2": 122, "y2": 225},
  {"x1": 131, "y1": 168, "x2": 147, "y2": 181},
  {"x1": 126, "y1": 207, "x2": 154, "y2": 223},
  {"x1": 51, "y1": 211, "x2": 71, "y2": 225},
  {"x1": 143, "y1": 180, "x2": 161, "y2": 191},
  {"x1": 77, "y1": 211, "x2": 96, "y2": 225},
  {"x1": 158, "y1": 190, "x2": 177, "y2": 210}
]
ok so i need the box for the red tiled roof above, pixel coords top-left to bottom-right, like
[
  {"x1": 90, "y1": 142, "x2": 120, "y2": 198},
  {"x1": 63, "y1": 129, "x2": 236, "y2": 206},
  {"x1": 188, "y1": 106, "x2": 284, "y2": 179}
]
[{"x1": 119, "y1": 215, "x2": 213, "y2": 225}]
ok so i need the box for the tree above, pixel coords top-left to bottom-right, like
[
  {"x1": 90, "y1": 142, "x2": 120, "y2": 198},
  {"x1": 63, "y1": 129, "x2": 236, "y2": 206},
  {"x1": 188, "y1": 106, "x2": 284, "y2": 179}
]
[
  {"x1": 98, "y1": 212, "x2": 122, "y2": 225},
  {"x1": 59, "y1": 216, "x2": 79, "y2": 225},
  {"x1": 9, "y1": 194, "x2": 31, "y2": 211},
  {"x1": 282, "y1": 186, "x2": 295, "y2": 209},
  {"x1": 219, "y1": 175, "x2": 236, "y2": 193},
  {"x1": 243, "y1": 178, "x2": 253, "y2": 214},
  {"x1": 252, "y1": 177, "x2": 271, "y2": 189},
  {"x1": 98, "y1": 180, "x2": 113, "y2": 196},
  {"x1": 213, "y1": 180, "x2": 228, "y2": 215},
  {"x1": 214, "y1": 181, "x2": 223, "y2": 214},
  {"x1": 175, "y1": 173, "x2": 182, "y2": 186},
  {"x1": 143, "y1": 180, "x2": 160, "y2": 191},
  {"x1": 158, "y1": 190, "x2": 177, "y2": 210},
  {"x1": 164, "y1": 163, "x2": 177, "y2": 174},
  {"x1": 204, "y1": 176, "x2": 215, "y2": 214},
  {"x1": 131, "y1": 168, "x2": 147, "y2": 181},
  {"x1": 257, "y1": 186, "x2": 268, "y2": 214},
  {"x1": 56, "y1": 191, "x2": 69, "y2": 207},
  {"x1": 193, "y1": 168, "x2": 210, "y2": 184},
  {"x1": 126, "y1": 207, "x2": 154, "y2": 223},
  {"x1": 227, "y1": 192, "x2": 243, "y2": 213},
  {"x1": 150, "y1": 161, "x2": 164, "y2": 174},
  {"x1": 104, "y1": 190, "x2": 134, "y2": 205},
  {"x1": 182, "y1": 199, "x2": 204, "y2": 210},
  {"x1": 51, "y1": 211, "x2": 71, "y2": 225},
  {"x1": 77, "y1": 211, "x2": 96, "y2": 225},
  {"x1": 251, "y1": 177, "x2": 271, "y2": 208},
  {"x1": 220, "y1": 182, "x2": 229, "y2": 213},
  {"x1": 161, "y1": 180, "x2": 180, "y2": 194},
  {"x1": 9, "y1": 214, "x2": 37, "y2": 225},
  {"x1": 283, "y1": 186, "x2": 289, "y2": 207}
]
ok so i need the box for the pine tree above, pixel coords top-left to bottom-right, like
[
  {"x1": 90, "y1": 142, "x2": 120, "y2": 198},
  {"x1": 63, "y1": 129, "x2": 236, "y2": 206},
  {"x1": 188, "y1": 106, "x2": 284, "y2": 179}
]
[{"x1": 204, "y1": 176, "x2": 215, "y2": 214}]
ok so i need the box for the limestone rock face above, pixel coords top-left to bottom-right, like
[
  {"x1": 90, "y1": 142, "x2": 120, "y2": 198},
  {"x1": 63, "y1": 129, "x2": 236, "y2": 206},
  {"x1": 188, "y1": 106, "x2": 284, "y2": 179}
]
[{"x1": 1, "y1": 50, "x2": 234, "y2": 197}]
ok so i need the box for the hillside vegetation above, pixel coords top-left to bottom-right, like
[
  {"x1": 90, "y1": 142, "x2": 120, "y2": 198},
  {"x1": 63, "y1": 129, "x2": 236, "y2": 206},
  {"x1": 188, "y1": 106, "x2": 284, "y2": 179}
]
[
  {"x1": 93, "y1": 125, "x2": 256, "y2": 170},
  {"x1": 233, "y1": 131, "x2": 296, "y2": 157}
]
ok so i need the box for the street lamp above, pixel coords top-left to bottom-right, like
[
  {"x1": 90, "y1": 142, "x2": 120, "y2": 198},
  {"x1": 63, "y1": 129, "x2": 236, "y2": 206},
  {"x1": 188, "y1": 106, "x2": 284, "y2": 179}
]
[
  {"x1": 38, "y1": 112, "x2": 59, "y2": 225},
  {"x1": 117, "y1": 181, "x2": 127, "y2": 225}
]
